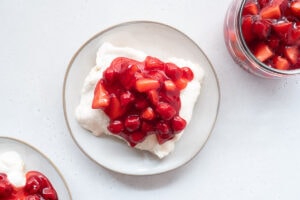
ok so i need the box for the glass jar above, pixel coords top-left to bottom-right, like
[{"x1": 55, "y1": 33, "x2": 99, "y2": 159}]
[{"x1": 224, "y1": 0, "x2": 300, "y2": 78}]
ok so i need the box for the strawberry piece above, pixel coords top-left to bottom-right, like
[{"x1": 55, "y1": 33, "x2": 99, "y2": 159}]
[
  {"x1": 106, "y1": 95, "x2": 124, "y2": 120},
  {"x1": 284, "y1": 46, "x2": 299, "y2": 64},
  {"x1": 288, "y1": 25, "x2": 300, "y2": 45},
  {"x1": 171, "y1": 116, "x2": 187, "y2": 132},
  {"x1": 107, "y1": 120, "x2": 124, "y2": 134},
  {"x1": 272, "y1": 22, "x2": 292, "y2": 38},
  {"x1": 145, "y1": 56, "x2": 165, "y2": 70},
  {"x1": 241, "y1": 15, "x2": 255, "y2": 43},
  {"x1": 156, "y1": 122, "x2": 173, "y2": 144},
  {"x1": 135, "y1": 78, "x2": 160, "y2": 92},
  {"x1": 141, "y1": 107, "x2": 155, "y2": 120},
  {"x1": 92, "y1": 80, "x2": 110, "y2": 109},
  {"x1": 165, "y1": 62, "x2": 182, "y2": 80},
  {"x1": 163, "y1": 80, "x2": 177, "y2": 91},
  {"x1": 260, "y1": 5, "x2": 281, "y2": 19},
  {"x1": 42, "y1": 187, "x2": 58, "y2": 200},
  {"x1": 128, "y1": 131, "x2": 146, "y2": 145},
  {"x1": 156, "y1": 102, "x2": 176, "y2": 120},
  {"x1": 174, "y1": 78, "x2": 188, "y2": 90},
  {"x1": 253, "y1": 43, "x2": 274, "y2": 62},
  {"x1": 119, "y1": 91, "x2": 135, "y2": 106},
  {"x1": 242, "y1": 1, "x2": 259, "y2": 15},
  {"x1": 147, "y1": 90, "x2": 159, "y2": 105},
  {"x1": 258, "y1": 0, "x2": 269, "y2": 8},
  {"x1": 290, "y1": 1, "x2": 300, "y2": 17},
  {"x1": 267, "y1": 35, "x2": 280, "y2": 49},
  {"x1": 252, "y1": 19, "x2": 271, "y2": 39},
  {"x1": 0, "y1": 173, "x2": 14, "y2": 198},
  {"x1": 273, "y1": 56, "x2": 290, "y2": 70},
  {"x1": 124, "y1": 115, "x2": 140, "y2": 132},
  {"x1": 181, "y1": 66, "x2": 194, "y2": 81}
]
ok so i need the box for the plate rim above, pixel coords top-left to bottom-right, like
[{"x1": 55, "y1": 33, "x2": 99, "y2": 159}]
[
  {"x1": 0, "y1": 136, "x2": 72, "y2": 199},
  {"x1": 63, "y1": 20, "x2": 221, "y2": 175}
]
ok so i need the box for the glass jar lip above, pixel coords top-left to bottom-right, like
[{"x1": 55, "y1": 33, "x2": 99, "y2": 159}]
[{"x1": 237, "y1": 0, "x2": 300, "y2": 76}]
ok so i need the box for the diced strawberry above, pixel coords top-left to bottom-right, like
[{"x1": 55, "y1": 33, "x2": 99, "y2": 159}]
[
  {"x1": 163, "y1": 80, "x2": 177, "y2": 91},
  {"x1": 42, "y1": 187, "x2": 58, "y2": 200},
  {"x1": 258, "y1": 0, "x2": 269, "y2": 8},
  {"x1": 260, "y1": 5, "x2": 281, "y2": 19},
  {"x1": 165, "y1": 62, "x2": 182, "y2": 80},
  {"x1": 134, "y1": 97, "x2": 148, "y2": 110},
  {"x1": 156, "y1": 102, "x2": 176, "y2": 120},
  {"x1": 171, "y1": 116, "x2": 187, "y2": 132},
  {"x1": 174, "y1": 78, "x2": 188, "y2": 90},
  {"x1": 290, "y1": 1, "x2": 300, "y2": 17},
  {"x1": 119, "y1": 91, "x2": 135, "y2": 106},
  {"x1": 273, "y1": 55, "x2": 290, "y2": 70},
  {"x1": 147, "y1": 90, "x2": 159, "y2": 105},
  {"x1": 242, "y1": 1, "x2": 259, "y2": 15},
  {"x1": 267, "y1": 35, "x2": 280, "y2": 49},
  {"x1": 124, "y1": 115, "x2": 140, "y2": 132},
  {"x1": 145, "y1": 56, "x2": 165, "y2": 70},
  {"x1": 128, "y1": 131, "x2": 146, "y2": 145},
  {"x1": 288, "y1": 25, "x2": 300, "y2": 45},
  {"x1": 135, "y1": 78, "x2": 160, "y2": 92},
  {"x1": 284, "y1": 46, "x2": 299, "y2": 64},
  {"x1": 181, "y1": 67, "x2": 194, "y2": 81},
  {"x1": 241, "y1": 15, "x2": 255, "y2": 43},
  {"x1": 106, "y1": 95, "x2": 124, "y2": 120},
  {"x1": 107, "y1": 120, "x2": 124, "y2": 134},
  {"x1": 253, "y1": 43, "x2": 274, "y2": 62},
  {"x1": 141, "y1": 107, "x2": 155, "y2": 120},
  {"x1": 252, "y1": 19, "x2": 271, "y2": 39},
  {"x1": 92, "y1": 80, "x2": 110, "y2": 109},
  {"x1": 120, "y1": 64, "x2": 142, "y2": 90},
  {"x1": 272, "y1": 21, "x2": 292, "y2": 38}
]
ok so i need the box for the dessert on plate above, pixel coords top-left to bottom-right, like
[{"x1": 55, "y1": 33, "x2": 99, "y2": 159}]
[
  {"x1": 0, "y1": 151, "x2": 58, "y2": 200},
  {"x1": 76, "y1": 42, "x2": 204, "y2": 158}
]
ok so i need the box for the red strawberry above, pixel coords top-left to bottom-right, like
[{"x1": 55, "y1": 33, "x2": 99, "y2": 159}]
[
  {"x1": 145, "y1": 56, "x2": 165, "y2": 70},
  {"x1": 107, "y1": 120, "x2": 124, "y2": 134},
  {"x1": 156, "y1": 122, "x2": 173, "y2": 144},
  {"x1": 171, "y1": 116, "x2": 187, "y2": 132},
  {"x1": 253, "y1": 43, "x2": 274, "y2": 62},
  {"x1": 42, "y1": 187, "x2": 58, "y2": 200},
  {"x1": 124, "y1": 115, "x2": 140, "y2": 132},
  {"x1": 252, "y1": 19, "x2": 271, "y2": 39},
  {"x1": 241, "y1": 15, "x2": 255, "y2": 43},
  {"x1": 147, "y1": 90, "x2": 159, "y2": 106},
  {"x1": 165, "y1": 62, "x2": 182, "y2": 80},
  {"x1": 119, "y1": 91, "x2": 135, "y2": 106},
  {"x1": 174, "y1": 78, "x2": 188, "y2": 90},
  {"x1": 128, "y1": 131, "x2": 146, "y2": 145},
  {"x1": 106, "y1": 95, "x2": 124, "y2": 120},
  {"x1": 163, "y1": 80, "x2": 177, "y2": 91},
  {"x1": 92, "y1": 80, "x2": 110, "y2": 109},
  {"x1": 181, "y1": 67, "x2": 194, "y2": 81},
  {"x1": 0, "y1": 173, "x2": 14, "y2": 198},
  {"x1": 272, "y1": 21, "x2": 292, "y2": 38},
  {"x1": 260, "y1": 5, "x2": 281, "y2": 19},
  {"x1": 141, "y1": 107, "x2": 155, "y2": 120},
  {"x1": 242, "y1": 1, "x2": 259, "y2": 15},
  {"x1": 135, "y1": 78, "x2": 160, "y2": 92},
  {"x1": 156, "y1": 102, "x2": 176, "y2": 120},
  {"x1": 273, "y1": 55, "x2": 290, "y2": 70},
  {"x1": 290, "y1": 1, "x2": 300, "y2": 17},
  {"x1": 284, "y1": 46, "x2": 299, "y2": 64},
  {"x1": 258, "y1": 0, "x2": 269, "y2": 8}
]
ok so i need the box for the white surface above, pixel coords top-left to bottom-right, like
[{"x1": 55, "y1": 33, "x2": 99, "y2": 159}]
[
  {"x1": 65, "y1": 25, "x2": 218, "y2": 174},
  {"x1": 0, "y1": 0, "x2": 300, "y2": 199}
]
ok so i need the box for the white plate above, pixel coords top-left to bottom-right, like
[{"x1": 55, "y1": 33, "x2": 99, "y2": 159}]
[
  {"x1": 63, "y1": 21, "x2": 220, "y2": 175},
  {"x1": 0, "y1": 137, "x2": 72, "y2": 199}
]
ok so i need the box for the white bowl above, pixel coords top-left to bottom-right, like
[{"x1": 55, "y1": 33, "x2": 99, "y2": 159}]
[{"x1": 63, "y1": 21, "x2": 220, "y2": 175}]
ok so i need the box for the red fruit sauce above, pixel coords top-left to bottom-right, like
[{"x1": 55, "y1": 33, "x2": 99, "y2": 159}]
[
  {"x1": 0, "y1": 171, "x2": 58, "y2": 200},
  {"x1": 241, "y1": 0, "x2": 300, "y2": 70},
  {"x1": 92, "y1": 56, "x2": 193, "y2": 146}
]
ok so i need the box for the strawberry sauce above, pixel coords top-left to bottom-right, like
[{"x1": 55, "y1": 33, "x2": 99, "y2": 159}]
[
  {"x1": 92, "y1": 56, "x2": 193, "y2": 146},
  {"x1": 0, "y1": 171, "x2": 58, "y2": 200},
  {"x1": 241, "y1": 0, "x2": 300, "y2": 70}
]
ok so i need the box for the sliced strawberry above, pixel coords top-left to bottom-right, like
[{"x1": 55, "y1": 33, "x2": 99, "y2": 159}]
[
  {"x1": 181, "y1": 67, "x2": 194, "y2": 81},
  {"x1": 284, "y1": 46, "x2": 299, "y2": 64},
  {"x1": 290, "y1": 1, "x2": 300, "y2": 17},
  {"x1": 253, "y1": 43, "x2": 274, "y2": 62},
  {"x1": 260, "y1": 5, "x2": 281, "y2": 19},
  {"x1": 165, "y1": 62, "x2": 182, "y2": 80},
  {"x1": 124, "y1": 115, "x2": 140, "y2": 132},
  {"x1": 171, "y1": 116, "x2": 187, "y2": 132},
  {"x1": 288, "y1": 25, "x2": 300, "y2": 45},
  {"x1": 156, "y1": 122, "x2": 173, "y2": 144},
  {"x1": 119, "y1": 91, "x2": 135, "y2": 106},
  {"x1": 128, "y1": 131, "x2": 146, "y2": 145},
  {"x1": 242, "y1": 1, "x2": 259, "y2": 15},
  {"x1": 258, "y1": 0, "x2": 269, "y2": 8},
  {"x1": 92, "y1": 80, "x2": 110, "y2": 109},
  {"x1": 163, "y1": 80, "x2": 177, "y2": 91},
  {"x1": 106, "y1": 95, "x2": 124, "y2": 120},
  {"x1": 272, "y1": 21, "x2": 292, "y2": 38},
  {"x1": 141, "y1": 107, "x2": 155, "y2": 120},
  {"x1": 147, "y1": 90, "x2": 159, "y2": 105},
  {"x1": 145, "y1": 56, "x2": 165, "y2": 70},
  {"x1": 273, "y1": 55, "x2": 290, "y2": 70},
  {"x1": 252, "y1": 19, "x2": 271, "y2": 39},
  {"x1": 174, "y1": 78, "x2": 188, "y2": 90},
  {"x1": 107, "y1": 120, "x2": 124, "y2": 134},
  {"x1": 267, "y1": 35, "x2": 280, "y2": 49},
  {"x1": 135, "y1": 78, "x2": 160, "y2": 92},
  {"x1": 241, "y1": 15, "x2": 255, "y2": 43}
]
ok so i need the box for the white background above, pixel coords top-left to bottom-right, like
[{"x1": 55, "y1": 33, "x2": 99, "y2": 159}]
[{"x1": 1, "y1": 0, "x2": 300, "y2": 199}]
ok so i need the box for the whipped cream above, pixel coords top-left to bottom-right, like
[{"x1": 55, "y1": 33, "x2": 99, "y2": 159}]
[
  {"x1": 0, "y1": 151, "x2": 26, "y2": 187},
  {"x1": 76, "y1": 43, "x2": 204, "y2": 158}
]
